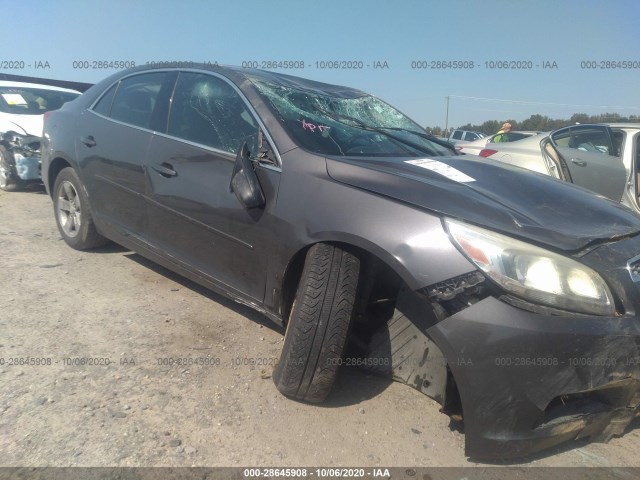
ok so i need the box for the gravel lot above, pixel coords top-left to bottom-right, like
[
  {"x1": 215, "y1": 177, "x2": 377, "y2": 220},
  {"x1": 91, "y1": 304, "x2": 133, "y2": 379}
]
[{"x1": 1, "y1": 185, "x2": 639, "y2": 469}]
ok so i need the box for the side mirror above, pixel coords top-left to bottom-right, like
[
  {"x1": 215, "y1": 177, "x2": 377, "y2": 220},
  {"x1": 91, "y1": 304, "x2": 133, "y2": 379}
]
[{"x1": 231, "y1": 141, "x2": 266, "y2": 209}]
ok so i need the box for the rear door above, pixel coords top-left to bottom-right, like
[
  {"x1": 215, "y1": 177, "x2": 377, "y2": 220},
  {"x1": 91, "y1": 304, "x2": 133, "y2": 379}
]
[
  {"x1": 79, "y1": 71, "x2": 175, "y2": 237},
  {"x1": 549, "y1": 125, "x2": 626, "y2": 201}
]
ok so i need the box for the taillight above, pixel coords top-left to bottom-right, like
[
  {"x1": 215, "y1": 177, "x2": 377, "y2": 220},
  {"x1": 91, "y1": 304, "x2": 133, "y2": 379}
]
[{"x1": 478, "y1": 148, "x2": 498, "y2": 158}]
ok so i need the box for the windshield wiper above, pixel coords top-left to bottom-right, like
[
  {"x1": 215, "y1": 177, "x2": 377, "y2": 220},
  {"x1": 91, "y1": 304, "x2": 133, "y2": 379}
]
[
  {"x1": 376, "y1": 126, "x2": 458, "y2": 154},
  {"x1": 313, "y1": 106, "x2": 444, "y2": 156}
]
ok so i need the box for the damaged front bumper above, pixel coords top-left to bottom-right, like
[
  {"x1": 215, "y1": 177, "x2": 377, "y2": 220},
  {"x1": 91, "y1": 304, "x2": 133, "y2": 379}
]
[
  {"x1": 353, "y1": 232, "x2": 640, "y2": 460},
  {"x1": 2, "y1": 131, "x2": 42, "y2": 181},
  {"x1": 428, "y1": 296, "x2": 640, "y2": 459},
  {"x1": 419, "y1": 233, "x2": 640, "y2": 459}
]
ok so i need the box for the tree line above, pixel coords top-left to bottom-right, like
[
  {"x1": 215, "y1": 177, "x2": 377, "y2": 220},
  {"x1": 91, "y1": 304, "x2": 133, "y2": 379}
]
[{"x1": 426, "y1": 113, "x2": 640, "y2": 137}]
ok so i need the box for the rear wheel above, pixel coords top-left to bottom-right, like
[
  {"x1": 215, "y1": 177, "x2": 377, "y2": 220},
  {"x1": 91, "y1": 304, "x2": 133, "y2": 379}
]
[
  {"x1": 0, "y1": 146, "x2": 20, "y2": 192},
  {"x1": 273, "y1": 243, "x2": 360, "y2": 402},
  {"x1": 53, "y1": 167, "x2": 108, "y2": 250}
]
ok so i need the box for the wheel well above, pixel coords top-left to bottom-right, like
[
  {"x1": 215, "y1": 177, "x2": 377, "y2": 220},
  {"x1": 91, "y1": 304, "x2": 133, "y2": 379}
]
[
  {"x1": 280, "y1": 241, "x2": 463, "y2": 417},
  {"x1": 47, "y1": 158, "x2": 72, "y2": 195},
  {"x1": 280, "y1": 242, "x2": 403, "y2": 327}
]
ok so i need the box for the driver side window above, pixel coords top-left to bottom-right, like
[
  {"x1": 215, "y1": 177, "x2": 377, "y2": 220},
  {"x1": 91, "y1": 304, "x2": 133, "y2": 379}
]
[{"x1": 168, "y1": 72, "x2": 257, "y2": 153}]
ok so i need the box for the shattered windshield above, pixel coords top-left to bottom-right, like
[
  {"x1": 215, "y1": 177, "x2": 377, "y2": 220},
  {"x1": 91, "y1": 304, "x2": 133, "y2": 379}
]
[
  {"x1": 0, "y1": 87, "x2": 79, "y2": 116},
  {"x1": 251, "y1": 79, "x2": 452, "y2": 157}
]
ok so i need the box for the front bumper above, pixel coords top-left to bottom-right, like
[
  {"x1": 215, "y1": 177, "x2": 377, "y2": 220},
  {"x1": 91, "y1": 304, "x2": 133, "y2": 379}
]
[
  {"x1": 427, "y1": 296, "x2": 640, "y2": 459},
  {"x1": 421, "y1": 232, "x2": 640, "y2": 460}
]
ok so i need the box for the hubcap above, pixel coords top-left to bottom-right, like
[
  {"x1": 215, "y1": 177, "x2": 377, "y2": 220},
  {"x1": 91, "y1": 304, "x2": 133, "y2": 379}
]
[{"x1": 57, "y1": 180, "x2": 82, "y2": 237}]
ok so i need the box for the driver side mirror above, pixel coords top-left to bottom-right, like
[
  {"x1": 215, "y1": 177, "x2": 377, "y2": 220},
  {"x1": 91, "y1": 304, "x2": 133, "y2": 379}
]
[{"x1": 231, "y1": 140, "x2": 266, "y2": 209}]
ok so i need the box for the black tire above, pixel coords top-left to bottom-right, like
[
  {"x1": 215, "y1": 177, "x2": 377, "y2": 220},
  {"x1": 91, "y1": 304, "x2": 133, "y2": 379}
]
[
  {"x1": 273, "y1": 243, "x2": 360, "y2": 402},
  {"x1": 0, "y1": 145, "x2": 20, "y2": 192},
  {"x1": 53, "y1": 167, "x2": 108, "y2": 250}
]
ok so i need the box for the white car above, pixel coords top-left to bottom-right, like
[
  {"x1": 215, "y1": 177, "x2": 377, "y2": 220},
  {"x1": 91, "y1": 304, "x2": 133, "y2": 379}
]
[
  {"x1": 0, "y1": 81, "x2": 80, "y2": 191},
  {"x1": 456, "y1": 130, "x2": 542, "y2": 154},
  {"x1": 476, "y1": 123, "x2": 640, "y2": 213}
]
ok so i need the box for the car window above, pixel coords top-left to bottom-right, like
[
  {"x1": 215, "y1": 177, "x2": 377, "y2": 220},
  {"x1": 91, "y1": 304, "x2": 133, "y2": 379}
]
[
  {"x1": 109, "y1": 73, "x2": 167, "y2": 129},
  {"x1": 452, "y1": 130, "x2": 463, "y2": 140},
  {"x1": 0, "y1": 86, "x2": 79, "y2": 115},
  {"x1": 571, "y1": 127, "x2": 612, "y2": 155},
  {"x1": 551, "y1": 128, "x2": 572, "y2": 148},
  {"x1": 611, "y1": 130, "x2": 624, "y2": 158},
  {"x1": 168, "y1": 72, "x2": 257, "y2": 153},
  {"x1": 464, "y1": 132, "x2": 477, "y2": 141},
  {"x1": 93, "y1": 83, "x2": 118, "y2": 117}
]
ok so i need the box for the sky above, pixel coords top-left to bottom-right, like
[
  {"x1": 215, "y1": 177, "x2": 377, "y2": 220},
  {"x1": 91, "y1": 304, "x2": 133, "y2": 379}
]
[{"x1": 2, "y1": 0, "x2": 639, "y2": 129}]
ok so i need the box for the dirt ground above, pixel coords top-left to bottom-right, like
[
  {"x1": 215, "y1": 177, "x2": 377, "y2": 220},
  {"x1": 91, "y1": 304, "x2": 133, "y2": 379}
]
[{"x1": 1, "y1": 185, "x2": 639, "y2": 469}]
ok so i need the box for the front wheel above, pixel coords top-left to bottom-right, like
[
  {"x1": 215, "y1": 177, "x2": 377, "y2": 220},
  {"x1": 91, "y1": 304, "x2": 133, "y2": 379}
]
[
  {"x1": 53, "y1": 167, "x2": 108, "y2": 250},
  {"x1": 273, "y1": 243, "x2": 360, "y2": 402},
  {"x1": 0, "y1": 146, "x2": 20, "y2": 192}
]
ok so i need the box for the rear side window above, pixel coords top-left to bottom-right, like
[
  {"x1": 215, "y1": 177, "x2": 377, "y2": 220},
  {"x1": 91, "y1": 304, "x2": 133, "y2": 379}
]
[
  {"x1": 167, "y1": 72, "x2": 257, "y2": 153},
  {"x1": 93, "y1": 83, "x2": 118, "y2": 116},
  {"x1": 109, "y1": 73, "x2": 167, "y2": 129},
  {"x1": 452, "y1": 130, "x2": 463, "y2": 140},
  {"x1": 465, "y1": 132, "x2": 478, "y2": 141}
]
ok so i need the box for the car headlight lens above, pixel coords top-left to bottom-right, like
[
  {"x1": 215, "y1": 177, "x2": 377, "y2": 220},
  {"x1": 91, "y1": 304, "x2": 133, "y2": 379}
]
[{"x1": 445, "y1": 218, "x2": 614, "y2": 315}]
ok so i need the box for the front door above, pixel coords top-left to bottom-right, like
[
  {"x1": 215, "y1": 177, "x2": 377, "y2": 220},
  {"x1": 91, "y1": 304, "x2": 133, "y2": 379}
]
[{"x1": 144, "y1": 71, "x2": 280, "y2": 301}]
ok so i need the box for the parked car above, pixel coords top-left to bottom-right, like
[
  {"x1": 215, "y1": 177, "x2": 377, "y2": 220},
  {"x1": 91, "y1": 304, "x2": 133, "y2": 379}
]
[
  {"x1": 0, "y1": 80, "x2": 80, "y2": 191},
  {"x1": 447, "y1": 129, "x2": 485, "y2": 145},
  {"x1": 42, "y1": 65, "x2": 640, "y2": 459},
  {"x1": 457, "y1": 130, "x2": 541, "y2": 154},
  {"x1": 477, "y1": 123, "x2": 640, "y2": 213}
]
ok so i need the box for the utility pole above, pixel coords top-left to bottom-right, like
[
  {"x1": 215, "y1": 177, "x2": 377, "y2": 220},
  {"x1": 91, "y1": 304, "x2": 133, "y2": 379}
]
[{"x1": 445, "y1": 96, "x2": 450, "y2": 137}]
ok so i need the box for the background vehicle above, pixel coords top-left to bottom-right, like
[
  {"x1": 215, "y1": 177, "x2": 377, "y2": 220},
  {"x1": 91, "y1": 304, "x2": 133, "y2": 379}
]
[
  {"x1": 477, "y1": 123, "x2": 640, "y2": 211},
  {"x1": 457, "y1": 130, "x2": 541, "y2": 154},
  {"x1": 42, "y1": 66, "x2": 640, "y2": 459},
  {"x1": 0, "y1": 80, "x2": 80, "y2": 191},
  {"x1": 447, "y1": 129, "x2": 485, "y2": 145}
]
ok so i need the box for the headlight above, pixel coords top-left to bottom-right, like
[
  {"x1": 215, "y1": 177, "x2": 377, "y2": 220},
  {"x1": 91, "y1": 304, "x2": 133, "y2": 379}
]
[{"x1": 445, "y1": 218, "x2": 615, "y2": 316}]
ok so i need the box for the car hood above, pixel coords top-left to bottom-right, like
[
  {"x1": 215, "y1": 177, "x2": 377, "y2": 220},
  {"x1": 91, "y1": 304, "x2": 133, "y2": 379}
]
[
  {"x1": 1, "y1": 114, "x2": 43, "y2": 136},
  {"x1": 325, "y1": 155, "x2": 640, "y2": 251}
]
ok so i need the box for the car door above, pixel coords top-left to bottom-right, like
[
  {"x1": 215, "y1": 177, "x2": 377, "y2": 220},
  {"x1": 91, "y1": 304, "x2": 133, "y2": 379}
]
[
  {"x1": 78, "y1": 71, "x2": 175, "y2": 238},
  {"x1": 144, "y1": 71, "x2": 281, "y2": 301},
  {"x1": 549, "y1": 125, "x2": 626, "y2": 201}
]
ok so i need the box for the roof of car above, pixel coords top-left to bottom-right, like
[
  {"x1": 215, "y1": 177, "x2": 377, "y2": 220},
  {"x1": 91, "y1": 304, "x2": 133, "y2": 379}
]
[
  {"x1": 605, "y1": 123, "x2": 640, "y2": 129},
  {"x1": 0, "y1": 80, "x2": 81, "y2": 94},
  {"x1": 131, "y1": 63, "x2": 369, "y2": 99}
]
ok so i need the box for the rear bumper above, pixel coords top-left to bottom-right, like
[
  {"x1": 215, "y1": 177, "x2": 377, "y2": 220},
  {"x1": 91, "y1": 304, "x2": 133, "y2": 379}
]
[{"x1": 427, "y1": 296, "x2": 640, "y2": 459}]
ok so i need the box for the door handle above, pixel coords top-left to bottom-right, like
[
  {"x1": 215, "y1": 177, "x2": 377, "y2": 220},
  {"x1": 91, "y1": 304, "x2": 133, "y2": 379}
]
[
  {"x1": 151, "y1": 162, "x2": 177, "y2": 178},
  {"x1": 570, "y1": 158, "x2": 587, "y2": 167},
  {"x1": 80, "y1": 135, "x2": 96, "y2": 147}
]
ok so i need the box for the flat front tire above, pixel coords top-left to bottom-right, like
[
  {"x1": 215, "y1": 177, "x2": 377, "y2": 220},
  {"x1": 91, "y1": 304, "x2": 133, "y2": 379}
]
[
  {"x1": 273, "y1": 243, "x2": 360, "y2": 402},
  {"x1": 53, "y1": 167, "x2": 108, "y2": 250}
]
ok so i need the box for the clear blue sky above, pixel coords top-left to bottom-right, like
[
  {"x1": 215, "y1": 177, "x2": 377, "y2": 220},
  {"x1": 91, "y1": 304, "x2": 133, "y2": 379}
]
[{"x1": 3, "y1": 0, "x2": 639, "y2": 128}]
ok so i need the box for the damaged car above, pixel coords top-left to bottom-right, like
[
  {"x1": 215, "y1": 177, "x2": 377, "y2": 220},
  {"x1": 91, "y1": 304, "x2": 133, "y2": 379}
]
[
  {"x1": 0, "y1": 80, "x2": 80, "y2": 191},
  {"x1": 41, "y1": 65, "x2": 640, "y2": 459}
]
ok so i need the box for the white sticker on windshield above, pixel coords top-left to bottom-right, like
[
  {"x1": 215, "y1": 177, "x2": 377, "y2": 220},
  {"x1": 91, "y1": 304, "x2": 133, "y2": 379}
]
[
  {"x1": 405, "y1": 158, "x2": 475, "y2": 183},
  {"x1": 1, "y1": 93, "x2": 27, "y2": 105}
]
